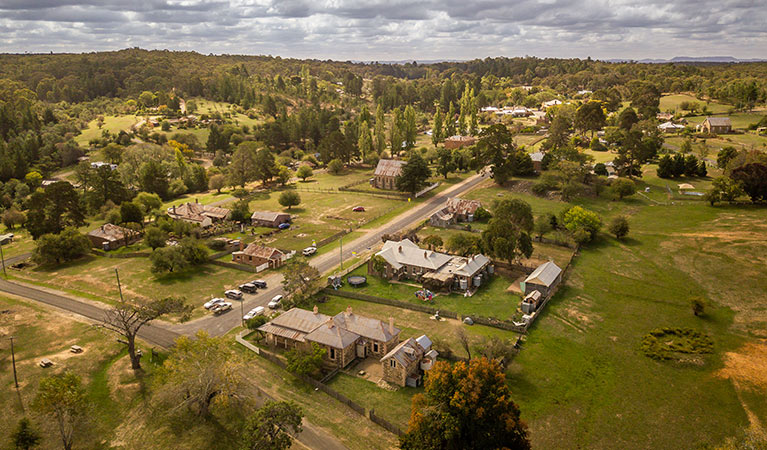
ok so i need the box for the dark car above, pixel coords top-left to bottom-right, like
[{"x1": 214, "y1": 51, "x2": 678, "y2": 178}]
[
  {"x1": 352, "y1": 206, "x2": 365, "y2": 212},
  {"x1": 239, "y1": 283, "x2": 257, "y2": 293},
  {"x1": 278, "y1": 222, "x2": 291, "y2": 230},
  {"x1": 252, "y1": 280, "x2": 267, "y2": 289}
]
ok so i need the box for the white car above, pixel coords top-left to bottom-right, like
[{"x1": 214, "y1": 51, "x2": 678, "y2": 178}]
[
  {"x1": 204, "y1": 298, "x2": 226, "y2": 309},
  {"x1": 243, "y1": 306, "x2": 265, "y2": 320},
  {"x1": 211, "y1": 302, "x2": 233, "y2": 314},
  {"x1": 268, "y1": 295, "x2": 283, "y2": 309},
  {"x1": 225, "y1": 289, "x2": 243, "y2": 300},
  {"x1": 302, "y1": 246, "x2": 317, "y2": 256}
]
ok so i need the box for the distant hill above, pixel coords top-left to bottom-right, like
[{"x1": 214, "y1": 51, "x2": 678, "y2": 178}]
[{"x1": 603, "y1": 56, "x2": 767, "y2": 64}]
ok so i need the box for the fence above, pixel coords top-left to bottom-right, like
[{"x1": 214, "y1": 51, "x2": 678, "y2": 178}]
[
  {"x1": 369, "y1": 409, "x2": 405, "y2": 437},
  {"x1": 414, "y1": 182, "x2": 440, "y2": 198},
  {"x1": 209, "y1": 260, "x2": 258, "y2": 272},
  {"x1": 91, "y1": 250, "x2": 150, "y2": 258}
]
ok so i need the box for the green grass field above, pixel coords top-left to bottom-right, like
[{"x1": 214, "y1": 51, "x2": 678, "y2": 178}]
[
  {"x1": 659, "y1": 94, "x2": 732, "y2": 114},
  {"x1": 338, "y1": 265, "x2": 521, "y2": 320},
  {"x1": 326, "y1": 372, "x2": 418, "y2": 429},
  {"x1": 75, "y1": 115, "x2": 141, "y2": 145},
  {"x1": 10, "y1": 255, "x2": 253, "y2": 319}
]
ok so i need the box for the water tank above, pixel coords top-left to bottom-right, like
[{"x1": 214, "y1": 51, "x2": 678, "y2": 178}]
[
  {"x1": 487, "y1": 265, "x2": 495, "y2": 274},
  {"x1": 473, "y1": 275, "x2": 482, "y2": 287},
  {"x1": 459, "y1": 278, "x2": 468, "y2": 290}
]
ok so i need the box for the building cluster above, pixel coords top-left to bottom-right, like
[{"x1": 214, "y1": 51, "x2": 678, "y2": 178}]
[
  {"x1": 166, "y1": 201, "x2": 231, "y2": 228},
  {"x1": 258, "y1": 306, "x2": 437, "y2": 387},
  {"x1": 370, "y1": 238, "x2": 492, "y2": 293},
  {"x1": 429, "y1": 197, "x2": 482, "y2": 227}
]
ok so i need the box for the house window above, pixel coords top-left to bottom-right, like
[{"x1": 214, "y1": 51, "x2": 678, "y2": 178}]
[
  {"x1": 329, "y1": 348, "x2": 336, "y2": 360},
  {"x1": 389, "y1": 359, "x2": 396, "y2": 368},
  {"x1": 373, "y1": 343, "x2": 379, "y2": 353}
]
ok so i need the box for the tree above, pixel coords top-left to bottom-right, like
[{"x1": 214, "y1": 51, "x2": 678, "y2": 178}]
[
  {"x1": 230, "y1": 198, "x2": 251, "y2": 222},
  {"x1": 229, "y1": 143, "x2": 257, "y2": 188},
  {"x1": 150, "y1": 246, "x2": 189, "y2": 273},
  {"x1": 11, "y1": 417, "x2": 41, "y2": 450},
  {"x1": 144, "y1": 226, "x2": 168, "y2": 250},
  {"x1": 281, "y1": 257, "x2": 319, "y2": 306},
  {"x1": 296, "y1": 165, "x2": 313, "y2": 181},
  {"x1": 397, "y1": 152, "x2": 432, "y2": 195},
  {"x1": 358, "y1": 120, "x2": 373, "y2": 161},
  {"x1": 404, "y1": 105, "x2": 417, "y2": 148},
  {"x1": 481, "y1": 199, "x2": 534, "y2": 264},
  {"x1": 134, "y1": 191, "x2": 162, "y2": 216},
  {"x1": 155, "y1": 331, "x2": 247, "y2": 417},
  {"x1": 533, "y1": 214, "x2": 554, "y2": 241},
  {"x1": 32, "y1": 228, "x2": 91, "y2": 266},
  {"x1": 436, "y1": 147, "x2": 456, "y2": 179},
  {"x1": 476, "y1": 124, "x2": 517, "y2": 185},
  {"x1": 374, "y1": 104, "x2": 387, "y2": 155},
  {"x1": 240, "y1": 401, "x2": 303, "y2": 450},
  {"x1": 422, "y1": 234, "x2": 443, "y2": 250},
  {"x1": 400, "y1": 358, "x2": 530, "y2": 450},
  {"x1": 208, "y1": 173, "x2": 226, "y2": 193},
  {"x1": 33, "y1": 372, "x2": 91, "y2": 450},
  {"x1": 285, "y1": 342, "x2": 326, "y2": 378},
  {"x1": 706, "y1": 176, "x2": 745, "y2": 205},
  {"x1": 102, "y1": 296, "x2": 187, "y2": 370},
  {"x1": 276, "y1": 166, "x2": 292, "y2": 186},
  {"x1": 137, "y1": 160, "x2": 170, "y2": 200},
  {"x1": 609, "y1": 178, "x2": 636, "y2": 200},
  {"x1": 102, "y1": 143, "x2": 124, "y2": 164},
  {"x1": 717, "y1": 146, "x2": 738, "y2": 170},
  {"x1": 574, "y1": 101, "x2": 606, "y2": 137},
  {"x1": 562, "y1": 206, "x2": 602, "y2": 241},
  {"x1": 254, "y1": 148, "x2": 278, "y2": 185},
  {"x1": 730, "y1": 163, "x2": 767, "y2": 202},
  {"x1": 327, "y1": 158, "x2": 344, "y2": 175},
  {"x1": 26, "y1": 181, "x2": 85, "y2": 239},
  {"x1": 120, "y1": 201, "x2": 143, "y2": 225},
  {"x1": 617, "y1": 107, "x2": 638, "y2": 131},
  {"x1": 608, "y1": 216, "x2": 630, "y2": 239},
  {"x1": 1, "y1": 206, "x2": 25, "y2": 229},
  {"x1": 278, "y1": 191, "x2": 301, "y2": 210},
  {"x1": 690, "y1": 297, "x2": 706, "y2": 317},
  {"x1": 432, "y1": 106, "x2": 444, "y2": 147},
  {"x1": 446, "y1": 232, "x2": 482, "y2": 256}
]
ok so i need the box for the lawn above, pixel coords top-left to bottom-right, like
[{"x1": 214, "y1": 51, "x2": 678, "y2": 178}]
[
  {"x1": 0, "y1": 295, "x2": 159, "y2": 448},
  {"x1": 74, "y1": 114, "x2": 141, "y2": 145},
  {"x1": 338, "y1": 265, "x2": 521, "y2": 321},
  {"x1": 242, "y1": 186, "x2": 403, "y2": 252},
  {"x1": 1, "y1": 227, "x2": 35, "y2": 259},
  {"x1": 10, "y1": 255, "x2": 253, "y2": 319},
  {"x1": 326, "y1": 372, "x2": 418, "y2": 429},
  {"x1": 506, "y1": 202, "x2": 767, "y2": 449},
  {"x1": 317, "y1": 293, "x2": 520, "y2": 359},
  {"x1": 659, "y1": 93, "x2": 732, "y2": 114}
]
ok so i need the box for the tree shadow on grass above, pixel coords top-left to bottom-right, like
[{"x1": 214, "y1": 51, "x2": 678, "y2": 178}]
[
  {"x1": 152, "y1": 264, "x2": 220, "y2": 285},
  {"x1": 31, "y1": 254, "x2": 100, "y2": 273}
]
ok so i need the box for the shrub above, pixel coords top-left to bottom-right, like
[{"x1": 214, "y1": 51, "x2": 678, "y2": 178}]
[{"x1": 608, "y1": 216, "x2": 630, "y2": 239}]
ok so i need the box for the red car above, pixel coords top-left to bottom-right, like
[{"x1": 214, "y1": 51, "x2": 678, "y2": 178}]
[{"x1": 352, "y1": 206, "x2": 365, "y2": 212}]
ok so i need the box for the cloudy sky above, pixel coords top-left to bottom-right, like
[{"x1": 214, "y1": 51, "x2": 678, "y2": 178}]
[{"x1": 0, "y1": 0, "x2": 765, "y2": 61}]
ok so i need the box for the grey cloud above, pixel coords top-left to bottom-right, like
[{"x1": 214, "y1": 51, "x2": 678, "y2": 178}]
[{"x1": 0, "y1": 0, "x2": 764, "y2": 60}]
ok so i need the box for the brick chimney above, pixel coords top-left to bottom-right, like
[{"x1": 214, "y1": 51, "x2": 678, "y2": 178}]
[
  {"x1": 313, "y1": 305, "x2": 318, "y2": 314},
  {"x1": 389, "y1": 316, "x2": 394, "y2": 335},
  {"x1": 326, "y1": 318, "x2": 334, "y2": 329},
  {"x1": 172, "y1": 204, "x2": 177, "y2": 214},
  {"x1": 239, "y1": 240, "x2": 244, "y2": 251},
  {"x1": 345, "y1": 306, "x2": 352, "y2": 318}
]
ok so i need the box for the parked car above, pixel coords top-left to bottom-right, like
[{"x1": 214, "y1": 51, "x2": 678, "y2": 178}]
[
  {"x1": 352, "y1": 206, "x2": 365, "y2": 212},
  {"x1": 239, "y1": 283, "x2": 257, "y2": 293},
  {"x1": 243, "y1": 306, "x2": 265, "y2": 320},
  {"x1": 302, "y1": 246, "x2": 317, "y2": 256},
  {"x1": 252, "y1": 280, "x2": 267, "y2": 289},
  {"x1": 278, "y1": 222, "x2": 291, "y2": 230},
  {"x1": 225, "y1": 289, "x2": 243, "y2": 300},
  {"x1": 204, "y1": 298, "x2": 226, "y2": 309},
  {"x1": 268, "y1": 295, "x2": 283, "y2": 309},
  {"x1": 211, "y1": 302, "x2": 232, "y2": 314}
]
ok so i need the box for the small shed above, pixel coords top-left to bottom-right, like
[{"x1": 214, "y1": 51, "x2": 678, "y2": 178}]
[{"x1": 521, "y1": 261, "x2": 562, "y2": 297}]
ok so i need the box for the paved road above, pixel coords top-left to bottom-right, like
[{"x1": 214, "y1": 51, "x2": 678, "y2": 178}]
[{"x1": 171, "y1": 171, "x2": 489, "y2": 337}]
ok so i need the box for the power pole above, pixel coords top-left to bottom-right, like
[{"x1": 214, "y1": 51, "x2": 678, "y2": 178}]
[
  {"x1": 339, "y1": 236, "x2": 343, "y2": 270},
  {"x1": 115, "y1": 268, "x2": 124, "y2": 302},
  {"x1": 240, "y1": 297, "x2": 244, "y2": 328},
  {"x1": 0, "y1": 242, "x2": 6, "y2": 278},
  {"x1": 10, "y1": 336, "x2": 18, "y2": 388}
]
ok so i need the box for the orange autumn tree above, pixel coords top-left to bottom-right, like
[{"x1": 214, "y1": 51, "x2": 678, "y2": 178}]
[{"x1": 400, "y1": 357, "x2": 530, "y2": 450}]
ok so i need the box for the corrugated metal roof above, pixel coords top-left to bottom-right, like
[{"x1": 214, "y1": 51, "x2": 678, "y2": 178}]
[
  {"x1": 305, "y1": 321, "x2": 359, "y2": 348},
  {"x1": 251, "y1": 211, "x2": 291, "y2": 222},
  {"x1": 453, "y1": 254, "x2": 490, "y2": 277},
  {"x1": 167, "y1": 202, "x2": 230, "y2": 222},
  {"x1": 266, "y1": 307, "x2": 330, "y2": 333},
  {"x1": 376, "y1": 239, "x2": 452, "y2": 271},
  {"x1": 524, "y1": 261, "x2": 562, "y2": 287},
  {"x1": 374, "y1": 159, "x2": 405, "y2": 178},
  {"x1": 333, "y1": 311, "x2": 399, "y2": 342},
  {"x1": 705, "y1": 117, "x2": 732, "y2": 127},
  {"x1": 444, "y1": 197, "x2": 481, "y2": 216},
  {"x1": 380, "y1": 338, "x2": 423, "y2": 366},
  {"x1": 235, "y1": 243, "x2": 284, "y2": 259},
  {"x1": 87, "y1": 223, "x2": 136, "y2": 242},
  {"x1": 416, "y1": 335, "x2": 432, "y2": 351}
]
